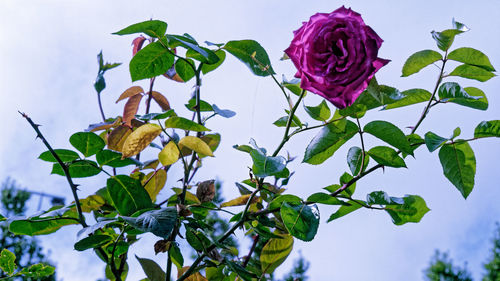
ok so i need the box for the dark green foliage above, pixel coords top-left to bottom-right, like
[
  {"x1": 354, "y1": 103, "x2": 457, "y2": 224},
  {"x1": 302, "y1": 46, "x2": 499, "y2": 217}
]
[
  {"x1": 0, "y1": 178, "x2": 56, "y2": 281},
  {"x1": 424, "y1": 250, "x2": 472, "y2": 281},
  {"x1": 483, "y1": 223, "x2": 500, "y2": 281},
  {"x1": 282, "y1": 252, "x2": 309, "y2": 281}
]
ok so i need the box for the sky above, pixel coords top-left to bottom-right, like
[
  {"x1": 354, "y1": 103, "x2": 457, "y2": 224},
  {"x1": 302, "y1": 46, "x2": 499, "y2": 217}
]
[{"x1": 0, "y1": 1, "x2": 499, "y2": 280}]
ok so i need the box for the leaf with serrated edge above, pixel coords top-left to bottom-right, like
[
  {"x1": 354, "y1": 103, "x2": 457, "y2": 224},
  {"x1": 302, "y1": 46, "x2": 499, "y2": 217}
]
[{"x1": 402, "y1": 50, "x2": 442, "y2": 77}]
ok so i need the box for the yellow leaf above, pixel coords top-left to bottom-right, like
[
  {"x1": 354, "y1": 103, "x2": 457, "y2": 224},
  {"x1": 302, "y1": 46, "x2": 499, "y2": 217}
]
[
  {"x1": 143, "y1": 169, "x2": 167, "y2": 202},
  {"x1": 177, "y1": 266, "x2": 208, "y2": 281},
  {"x1": 116, "y1": 86, "x2": 144, "y2": 103},
  {"x1": 121, "y1": 124, "x2": 162, "y2": 159},
  {"x1": 108, "y1": 125, "x2": 132, "y2": 152},
  {"x1": 179, "y1": 136, "x2": 213, "y2": 157},
  {"x1": 260, "y1": 234, "x2": 294, "y2": 274},
  {"x1": 221, "y1": 194, "x2": 259, "y2": 207},
  {"x1": 158, "y1": 141, "x2": 180, "y2": 166},
  {"x1": 78, "y1": 195, "x2": 105, "y2": 212}
]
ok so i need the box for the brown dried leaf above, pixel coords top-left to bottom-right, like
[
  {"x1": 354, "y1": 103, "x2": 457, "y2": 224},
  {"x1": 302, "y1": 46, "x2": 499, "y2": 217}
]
[
  {"x1": 108, "y1": 125, "x2": 132, "y2": 152},
  {"x1": 196, "y1": 180, "x2": 215, "y2": 203},
  {"x1": 154, "y1": 239, "x2": 170, "y2": 255},
  {"x1": 151, "y1": 91, "x2": 171, "y2": 111},
  {"x1": 121, "y1": 124, "x2": 162, "y2": 159},
  {"x1": 123, "y1": 94, "x2": 143, "y2": 127},
  {"x1": 116, "y1": 86, "x2": 144, "y2": 103},
  {"x1": 163, "y1": 65, "x2": 184, "y2": 83},
  {"x1": 132, "y1": 36, "x2": 147, "y2": 56},
  {"x1": 176, "y1": 204, "x2": 192, "y2": 217}
]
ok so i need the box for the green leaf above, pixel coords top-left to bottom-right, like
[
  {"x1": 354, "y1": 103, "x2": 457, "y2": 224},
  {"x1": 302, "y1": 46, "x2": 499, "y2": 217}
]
[
  {"x1": 97, "y1": 150, "x2": 136, "y2": 168},
  {"x1": 130, "y1": 42, "x2": 174, "y2": 82},
  {"x1": 122, "y1": 208, "x2": 177, "y2": 238},
  {"x1": 69, "y1": 132, "x2": 105, "y2": 157},
  {"x1": 367, "y1": 146, "x2": 406, "y2": 168},
  {"x1": 107, "y1": 175, "x2": 153, "y2": 216},
  {"x1": 260, "y1": 234, "x2": 294, "y2": 274},
  {"x1": 136, "y1": 110, "x2": 176, "y2": 121},
  {"x1": 347, "y1": 146, "x2": 369, "y2": 175},
  {"x1": 9, "y1": 216, "x2": 79, "y2": 236},
  {"x1": 303, "y1": 120, "x2": 358, "y2": 165},
  {"x1": 474, "y1": 120, "x2": 500, "y2": 138},
  {"x1": 402, "y1": 50, "x2": 442, "y2": 77},
  {"x1": 306, "y1": 193, "x2": 345, "y2": 205},
  {"x1": 438, "y1": 82, "x2": 474, "y2": 100},
  {"x1": 268, "y1": 195, "x2": 302, "y2": 211},
  {"x1": 282, "y1": 77, "x2": 302, "y2": 96},
  {"x1": 431, "y1": 29, "x2": 463, "y2": 51},
  {"x1": 424, "y1": 132, "x2": 448, "y2": 152},
  {"x1": 136, "y1": 255, "x2": 166, "y2": 281},
  {"x1": 164, "y1": 116, "x2": 210, "y2": 132},
  {"x1": 174, "y1": 59, "x2": 195, "y2": 82},
  {"x1": 447, "y1": 47, "x2": 495, "y2": 71},
  {"x1": 327, "y1": 201, "x2": 363, "y2": 222},
  {"x1": 364, "y1": 121, "x2": 413, "y2": 155},
  {"x1": 385, "y1": 195, "x2": 430, "y2": 225},
  {"x1": 18, "y1": 263, "x2": 55, "y2": 278},
  {"x1": 38, "y1": 149, "x2": 80, "y2": 162},
  {"x1": 384, "y1": 88, "x2": 432, "y2": 110},
  {"x1": 185, "y1": 228, "x2": 211, "y2": 252},
  {"x1": 226, "y1": 260, "x2": 258, "y2": 281},
  {"x1": 439, "y1": 142, "x2": 476, "y2": 199},
  {"x1": 280, "y1": 202, "x2": 319, "y2": 242},
  {"x1": 273, "y1": 116, "x2": 299, "y2": 128},
  {"x1": 201, "y1": 49, "x2": 226, "y2": 74},
  {"x1": 449, "y1": 64, "x2": 496, "y2": 82},
  {"x1": 304, "y1": 100, "x2": 331, "y2": 121},
  {"x1": 249, "y1": 149, "x2": 286, "y2": 177},
  {"x1": 169, "y1": 244, "x2": 183, "y2": 269},
  {"x1": 366, "y1": 191, "x2": 404, "y2": 205},
  {"x1": 168, "y1": 35, "x2": 219, "y2": 64},
  {"x1": 0, "y1": 249, "x2": 16, "y2": 276},
  {"x1": 74, "y1": 235, "x2": 112, "y2": 251},
  {"x1": 447, "y1": 87, "x2": 488, "y2": 110},
  {"x1": 224, "y1": 40, "x2": 275, "y2": 76},
  {"x1": 113, "y1": 20, "x2": 167, "y2": 38},
  {"x1": 185, "y1": 98, "x2": 213, "y2": 112},
  {"x1": 51, "y1": 160, "x2": 102, "y2": 178}
]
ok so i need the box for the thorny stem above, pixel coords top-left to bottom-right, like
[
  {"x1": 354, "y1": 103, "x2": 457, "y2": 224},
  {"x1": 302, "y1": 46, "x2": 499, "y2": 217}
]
[{"x1": 20, "y1": 112, "x2": 87, "y2": 228}]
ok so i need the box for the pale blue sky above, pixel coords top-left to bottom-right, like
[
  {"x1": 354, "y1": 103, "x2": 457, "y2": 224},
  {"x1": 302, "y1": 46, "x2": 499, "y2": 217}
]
[{"x1": 1, "y1": 1, "x2": 499, "y2": 280}]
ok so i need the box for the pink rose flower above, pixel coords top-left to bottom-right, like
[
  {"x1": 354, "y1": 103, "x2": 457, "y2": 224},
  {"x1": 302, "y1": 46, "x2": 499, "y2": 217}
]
[{"x1": 285, "y1": 6, "x2": 390, "y2": 109}]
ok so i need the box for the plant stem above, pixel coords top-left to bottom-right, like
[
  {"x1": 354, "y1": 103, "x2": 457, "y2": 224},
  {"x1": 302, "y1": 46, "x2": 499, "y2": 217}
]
[
  {"x1": 411, "y1": 56, "x2": 447, "y2": 134},
  {"x1": 97, "y1": 92, "x2": 106, "y2": 122},
  {"x1": 145, "y1": 77, "x2": 157, "y2": 115},
  {"x1": 272, "y1": 89, "x2": 306, "y2": 157},
  {"x1": 177, "y1": 188, "x2": 260, "y2": 281},
  {"x1": 242, "y1": 235, "x2": 260, "y2": 268},
  {"x1": 355, "y1": 118, "x2": 366, "y2": 176},
  {"x1": 20, "y1": 112, "x2": 87, "y2": 228}
]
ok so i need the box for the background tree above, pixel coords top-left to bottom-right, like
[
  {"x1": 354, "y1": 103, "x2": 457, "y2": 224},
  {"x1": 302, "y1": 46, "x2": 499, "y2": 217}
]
[
  {"x1": 424, "y1": 250, "x2": 472, "y2": 281},
  {"x1": 482, "y1": 223, "x2": 500, "y2": 281},
  {"x1": 0, "y1": 178, "x2": 56, "y2": 281}
]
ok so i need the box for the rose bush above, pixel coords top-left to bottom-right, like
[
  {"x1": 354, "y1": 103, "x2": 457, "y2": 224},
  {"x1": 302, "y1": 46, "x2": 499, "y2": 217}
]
[{"x1": 285, "y1": 6, "x2": 390, "y2": 109}]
